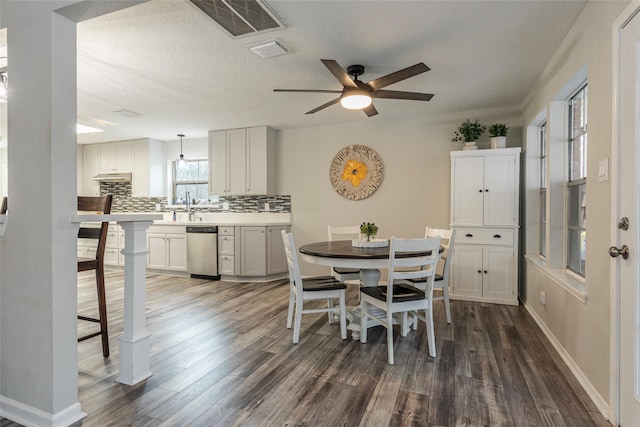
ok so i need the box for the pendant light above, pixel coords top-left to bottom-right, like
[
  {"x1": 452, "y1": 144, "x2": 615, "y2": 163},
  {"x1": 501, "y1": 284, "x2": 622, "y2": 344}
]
[{"x1": 177, "y1": 134, "x2": 187, "y2": 168}]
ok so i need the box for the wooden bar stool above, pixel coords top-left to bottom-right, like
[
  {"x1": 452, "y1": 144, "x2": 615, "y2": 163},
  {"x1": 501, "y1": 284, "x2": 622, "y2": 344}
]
[{"x1": 77, "y1": 195, "x2": 113, "y2": 357}]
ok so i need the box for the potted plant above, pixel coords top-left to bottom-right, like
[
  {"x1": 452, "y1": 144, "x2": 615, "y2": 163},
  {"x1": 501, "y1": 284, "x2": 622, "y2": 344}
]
[
  {"x1": 452, "y1": 119, "x2": 486, "y2": 150},
  {"x1": 360, "y1": 222, "x2": 378, "y2": 242},
  {"x1": 488, "y1": 123, "x2": 509, "y2": 149}
]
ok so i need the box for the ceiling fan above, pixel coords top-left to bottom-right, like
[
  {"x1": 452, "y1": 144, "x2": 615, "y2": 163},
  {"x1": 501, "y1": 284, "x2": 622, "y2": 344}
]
[{"x1": 274, "y1": 59, "x2": 434, "y2": 117}]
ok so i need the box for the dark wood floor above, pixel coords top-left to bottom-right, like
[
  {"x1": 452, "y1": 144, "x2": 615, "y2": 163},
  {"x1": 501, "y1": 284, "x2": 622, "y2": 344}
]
[{"x1": 2, "y1": 271, "x2": 610, "y2": 427}]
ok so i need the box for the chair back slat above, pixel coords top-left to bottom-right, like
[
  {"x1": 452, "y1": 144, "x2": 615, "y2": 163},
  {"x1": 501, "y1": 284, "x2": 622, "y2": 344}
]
[
  {"x1": 386, "y1": 236, "x2": 440, "y2": 301},
  {"x1": 281, "y1": 230, "x2": 304, "y2": 298},
  {"x1": 425, "y1": 227, "x2": 455, "y2": 276},
  {"x1": 78, "y1": 195, "x2": 113, "y2": 262},
  {"x1": 327, "y1": 225, "x2": 360, "y2": 241}
]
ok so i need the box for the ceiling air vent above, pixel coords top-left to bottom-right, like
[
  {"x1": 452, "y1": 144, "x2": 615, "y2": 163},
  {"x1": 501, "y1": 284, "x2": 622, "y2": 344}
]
[
  {"x1": 248, "y1": 39, "x2": 288, "y2": 58},
  {"x1": 190, "y1": 0, "x2": 284, "y2": 38}
]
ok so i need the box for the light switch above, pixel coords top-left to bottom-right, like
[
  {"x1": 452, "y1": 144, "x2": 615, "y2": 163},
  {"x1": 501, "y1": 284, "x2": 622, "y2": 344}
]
[{"x1": 598, "y1": 158, "x2": 609, "y2": 182}]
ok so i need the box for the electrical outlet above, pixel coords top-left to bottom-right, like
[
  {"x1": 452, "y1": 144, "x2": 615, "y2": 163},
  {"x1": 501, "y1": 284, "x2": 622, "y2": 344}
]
[
  {"x1": 155, "y1": 203, "x2": 161, "y2": 211},
  {"x1": 222, "y1": 202, "x2": 229, "y2": 210},
  {"x1": 540, "y1": 291, "x2": 547, "y2": 308},
  {"x1": 264, "y1": 202, "x2": 270, "y2": 211}
]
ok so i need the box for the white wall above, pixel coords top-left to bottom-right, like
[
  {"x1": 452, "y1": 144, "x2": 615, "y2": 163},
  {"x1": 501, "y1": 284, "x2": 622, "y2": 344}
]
[
  {"x1": 278, "y1": 110, "x2": 521, "y2": 277},
  {"x1": 163, "y1": 136, "x2": 208, "y2": 162},
  {"x1": 520, "y1": 0, "x2": 629, "y2": 414}
]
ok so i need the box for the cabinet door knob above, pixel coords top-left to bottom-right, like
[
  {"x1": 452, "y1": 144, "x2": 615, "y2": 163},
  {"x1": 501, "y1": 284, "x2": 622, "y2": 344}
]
[
  {"x1": 477, "y1": 270, "x2": 482, "y2": 274},
  {"x1": 465, "y1": 233, "x2": 473, "y2": 237},
  {"x1": 493, "y1": 234, "x2": 502, "y2": 238},
  {"x1": 478, "y1": 189, "x2": 483, "y2": 193},
  {"x1": 484, "y1": 270, "x2": 488, "y2": 274},
  {"x1": 485, "y1": 189, "x2": 489, "y2": 192}
]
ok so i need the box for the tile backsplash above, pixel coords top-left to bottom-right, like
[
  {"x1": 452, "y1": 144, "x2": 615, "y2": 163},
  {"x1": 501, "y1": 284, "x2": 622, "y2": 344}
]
[{"x1": 100, "y1": 182, "x2": 291, "y2": 213}]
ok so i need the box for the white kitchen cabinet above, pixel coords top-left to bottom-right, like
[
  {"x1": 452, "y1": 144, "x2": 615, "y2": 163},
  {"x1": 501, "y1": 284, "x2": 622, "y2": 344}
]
[
  {"x1": 239, "y1": 226, "x2": 267, "y2": 276},
  {"x1": 104, "y1": 226, "x2": 122, "y2": 267},
  {"x1": 208, "y1": 126, "x2": 277, "y2": 196},
  {"x1": 147, "y1": 225, "x2": 187, "y2": 272},
  {"x1": 451, "y1": 230, "x2": 516, "y2": 303},
  {"x1": 99, "y1": 140, "x2": 132, "y2": 174},
  {"x1": 450, "y1": 149, "x2": 519, "y2": 227},
  {"x1": 132, "y1": 138, "x2": 165, "y2": 197},
  {"x1": 267, "y1": 225, "x2": 288, "y2": 275},
  {"x1": 234, "y1": 225, "x2": 289, "y2": 277},
  {"x1": 217, "y1": 226, "x2": 235, "y2": 275},
  {"x1": 449, "y1": 148, "x2": 520, "y2": 305},
  {"x1": 82, "y1": 144, "x2": 101, "y2": 196}
]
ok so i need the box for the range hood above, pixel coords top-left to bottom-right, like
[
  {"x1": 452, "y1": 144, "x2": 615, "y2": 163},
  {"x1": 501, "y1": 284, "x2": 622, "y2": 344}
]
[{"x1": 91, "y1": 173, "x2": 132, "y2": 182}]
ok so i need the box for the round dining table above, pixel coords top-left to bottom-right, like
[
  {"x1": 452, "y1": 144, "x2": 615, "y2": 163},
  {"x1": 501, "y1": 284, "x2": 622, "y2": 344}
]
[{"x1": 298, "y1": 239, "x2": 441, "y2": 339}]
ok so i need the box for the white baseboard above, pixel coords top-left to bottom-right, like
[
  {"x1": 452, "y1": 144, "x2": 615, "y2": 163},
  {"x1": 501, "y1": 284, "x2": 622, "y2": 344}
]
[
  {"x1": 522, "y1": 301, "x2": 611, "y2": 422},
  {"x1": 0, "y1": 395, "x2": 86, "y2": 427}
]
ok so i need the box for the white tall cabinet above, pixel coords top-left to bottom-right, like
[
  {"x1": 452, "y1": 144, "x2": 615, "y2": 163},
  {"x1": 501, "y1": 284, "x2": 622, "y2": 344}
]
[
  {"x1": 449, "y1": 147, "x2": 520, "y2": 305},
  {"x1": 208, "y1": 126, "x2": 277, "y2": 196}
]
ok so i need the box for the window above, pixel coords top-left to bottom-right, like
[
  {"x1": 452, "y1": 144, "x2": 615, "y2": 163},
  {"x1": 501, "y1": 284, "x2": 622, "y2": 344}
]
[
  {"x1": 173, "y1": 159, "x2": 209, "y2": 203},
  {"x1": 567, "y1": 84, "x2": 587, "y2": 277},
  {"x1": 539, "y1": 121, "x2": 547, "y2": 257}
]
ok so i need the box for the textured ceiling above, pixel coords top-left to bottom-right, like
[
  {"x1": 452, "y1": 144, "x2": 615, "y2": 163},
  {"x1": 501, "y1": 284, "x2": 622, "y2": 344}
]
[{"x1": 70, "y1": 0, "x2": 587, "y2": 143}]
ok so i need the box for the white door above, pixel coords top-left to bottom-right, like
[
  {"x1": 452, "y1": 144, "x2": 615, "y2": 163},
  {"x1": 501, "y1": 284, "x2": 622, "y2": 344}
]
[
  {"x1": 227, "y1": 128, "x2": 247, "y2": 195},
  {"x1": 483, "y1": 154, "x2": 518, "y2": 226},
  {"x1": 209, "y1": 130, "x2": 228, "y2": 195},
  {"x1": 451, "y1": 156, "x2": 484, "y2": 226},
  {"x1": 617, "y1": 7, "x2": 640, "y2": 424},
  {"x1": 166, "y1": 234, "x2": 187, "y2": 272}
]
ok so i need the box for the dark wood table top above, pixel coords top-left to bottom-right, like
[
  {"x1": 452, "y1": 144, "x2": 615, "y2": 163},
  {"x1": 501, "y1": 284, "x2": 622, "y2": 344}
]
[{"x1": 299, "y1": 240, "x2": 441, "y2": 259}]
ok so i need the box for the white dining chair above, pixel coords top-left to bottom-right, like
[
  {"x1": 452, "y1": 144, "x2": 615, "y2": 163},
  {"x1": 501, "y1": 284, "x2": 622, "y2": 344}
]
[
  {"x1": 327, "y1": 225, "x2": 362, "y2": 284},
  {"x1": 360, "y1": 236, "x2": 440, "y2": 364},
  {"x1": 407, "y1": 227, "x2": 456, "y2": 324},
  {"x1": 281, "y1": 231, "x2": 347, "y2": 344}
]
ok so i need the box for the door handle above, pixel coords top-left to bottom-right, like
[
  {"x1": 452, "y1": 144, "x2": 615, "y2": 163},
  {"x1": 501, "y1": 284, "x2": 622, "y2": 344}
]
[
  {"x1": 618, "y1": 217, "x2": 629, "y2": 230},
  {"x1": 609, "y1": 245, "x2": 629, "y2": 260}
]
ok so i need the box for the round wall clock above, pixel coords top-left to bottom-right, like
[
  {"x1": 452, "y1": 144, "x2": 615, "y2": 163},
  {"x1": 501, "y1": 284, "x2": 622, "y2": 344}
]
[{"x1": 329, "y1": 144, "x2": 383, "y2": 200}]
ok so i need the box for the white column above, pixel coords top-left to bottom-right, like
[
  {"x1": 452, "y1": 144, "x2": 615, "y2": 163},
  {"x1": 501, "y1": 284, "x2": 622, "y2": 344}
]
[
  {"x1": 116, "y1": 220, "x2": 154, "y2": 385},
  {"x1": 0, "y1": 3, "x2": 85, "y2": 426}
]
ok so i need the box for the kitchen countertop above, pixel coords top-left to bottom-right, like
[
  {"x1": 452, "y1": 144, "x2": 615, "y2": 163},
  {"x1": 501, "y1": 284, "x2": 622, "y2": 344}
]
[{"x1": 116, "y1": 212, "x2": 291, "y2": 227}]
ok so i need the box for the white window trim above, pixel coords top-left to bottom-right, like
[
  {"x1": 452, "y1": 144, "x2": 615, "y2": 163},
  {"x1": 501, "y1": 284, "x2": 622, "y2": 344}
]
[
  {"x1": 525, "y1": 255, "x2": 588, "y2": 303},
  {"x1": 524, "y1": 65, "x2": 588, "y2": 302}
]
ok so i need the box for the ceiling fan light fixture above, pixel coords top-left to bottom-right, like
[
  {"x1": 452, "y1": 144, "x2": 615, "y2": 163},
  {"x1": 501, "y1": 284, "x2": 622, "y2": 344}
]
[{"x1": 340, "y1": 90, "x2": 372, "y2": 110}]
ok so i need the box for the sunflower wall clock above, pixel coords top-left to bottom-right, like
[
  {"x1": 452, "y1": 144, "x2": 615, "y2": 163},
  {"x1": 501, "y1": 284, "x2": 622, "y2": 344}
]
[{"x1": 329, "y1": 145, "x2": 384, "y2": 200}]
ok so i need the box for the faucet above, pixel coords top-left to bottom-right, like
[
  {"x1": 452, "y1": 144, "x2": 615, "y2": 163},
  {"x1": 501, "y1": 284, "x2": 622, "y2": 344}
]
[{"x1": 186, "y1": 191, "x2": 195, "y2": 221}]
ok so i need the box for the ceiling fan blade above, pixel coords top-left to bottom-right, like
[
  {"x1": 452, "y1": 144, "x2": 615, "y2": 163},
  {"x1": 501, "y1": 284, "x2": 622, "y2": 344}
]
[
  {"x1": 362, "y1": 103, "x2": 378, "y2": 117},
  {"x1": 321, "y1": 59, "x2": 357, "y2": 88},
  {"x1": 373, "y1": 90, "x2": 434, "y2": 101},
  {"x1": 305, "y1": 97, "x2": 341, "y2": 114},
  {"x1": 367, "y1": 63, "x2": 430, "y2": 91},
  {"x1": 274, "y1": 89, "x2": 342, "y2": 93}
]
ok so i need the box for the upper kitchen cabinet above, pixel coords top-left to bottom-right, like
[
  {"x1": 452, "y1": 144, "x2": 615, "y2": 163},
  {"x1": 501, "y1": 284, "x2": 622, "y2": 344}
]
[
  {"x1": 82, "y1": 144, "x2": 100, "y2": 196},
  {"x1": 132, "y1": 139, "x2": 165, "y2": 197},
  {"x1": 209, "y1": 126, "x2": 277, "y2": 196},
  {"x1": 99, "y1": 140, "x2": 132, "y2": 174},
  {"x1": 450, "y1": 148, "x2": 520, "y2": 227}
]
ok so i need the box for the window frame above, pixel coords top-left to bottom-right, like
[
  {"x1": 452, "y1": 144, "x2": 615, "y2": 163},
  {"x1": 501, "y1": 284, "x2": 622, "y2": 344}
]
[
  {"x1": 539, "y1": 121, "x2": 547, "y2": 257},
  {"x1": 566, "y1": 83, "x2": 588, "y2": 277},
  {"x1": 172, "y1": 158, "x2": 209, "y2": 203}
]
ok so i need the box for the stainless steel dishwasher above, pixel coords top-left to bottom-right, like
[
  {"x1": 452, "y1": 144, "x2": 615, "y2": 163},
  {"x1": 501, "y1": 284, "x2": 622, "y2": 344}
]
[{"x1": 186, "y1": 226, "x2": 219, "y2": 279}]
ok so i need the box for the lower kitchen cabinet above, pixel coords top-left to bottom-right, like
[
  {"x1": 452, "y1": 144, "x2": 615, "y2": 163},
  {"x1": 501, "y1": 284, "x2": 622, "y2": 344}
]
[
  {"x1": 450, "y1": 228, "x2": 517, "y2": 304},
  {"x1": 218, "y1": 226, "x2": 236, "y2": 275},
  {"x1": 236, "y1": 225, "x2": 289, "y2": 277},
  {"x1": 239, "y1": 227, "x2": 267, "y2": 276},
  {"x1": 104, "y1": 225, "x2": 122, "y2": 267},
  {"x1": 147, "y1": 226, "x2": 187, "y2": 272},
  {"x1": 267, "y1": 226, "x2": 288, "y2": 275}
]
